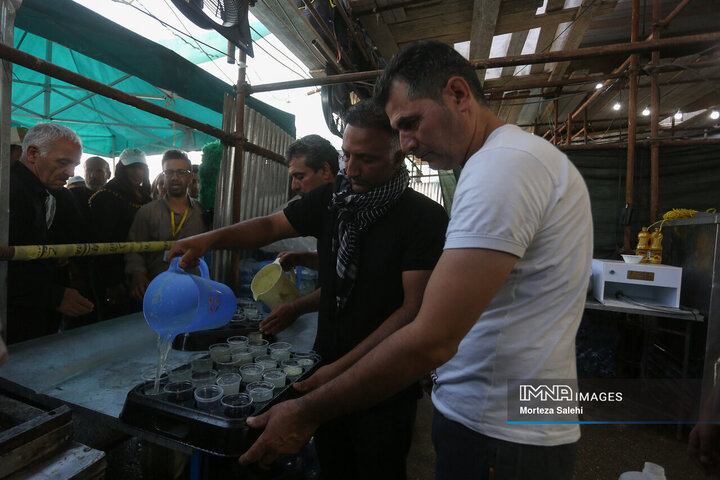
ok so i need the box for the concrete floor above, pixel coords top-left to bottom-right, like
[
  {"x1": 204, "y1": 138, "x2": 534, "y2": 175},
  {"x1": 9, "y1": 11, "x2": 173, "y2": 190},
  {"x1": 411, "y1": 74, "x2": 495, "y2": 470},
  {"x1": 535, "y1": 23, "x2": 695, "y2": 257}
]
[{"x1": 405, "y1": 394, "x2": 703, "y2": 480}]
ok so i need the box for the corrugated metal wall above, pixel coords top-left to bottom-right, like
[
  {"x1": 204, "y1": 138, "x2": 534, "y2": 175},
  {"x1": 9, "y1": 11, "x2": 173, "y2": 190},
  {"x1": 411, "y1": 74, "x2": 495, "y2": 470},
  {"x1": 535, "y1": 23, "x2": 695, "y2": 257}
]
[
  {"x1": 238, "y1": 107, "x2": 294, "y2": 221},
  {"x1": 410, "y1": 181, "x2": 444, "y2": 208},
  {"x1": 212, "y1": 95, "x2": 294, "y2": 282}
]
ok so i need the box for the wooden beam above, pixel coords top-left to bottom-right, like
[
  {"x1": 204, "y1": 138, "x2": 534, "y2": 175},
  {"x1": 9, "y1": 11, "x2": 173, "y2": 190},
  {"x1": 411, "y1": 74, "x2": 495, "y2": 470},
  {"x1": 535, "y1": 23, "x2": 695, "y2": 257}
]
[
  {"x1": 497, "y1": 90, "x2": 530, "y2": 123},
  {"x1": 496, "y1": 2, "x2": 617, "y2": 36},
  {"x1": 376, "y1": 0, "x2": 407, "y2": 23},
  {"x1": 357, "y1": 7, "x2": 400, "y2": 58},
  {"x1": 502, "y1": 29, "x2": 532, "y2": 77},
  {"x1": 470, "y1": 0, "x2": 503, "y2": 84},
  {"x1": 392, "y1": 15, "x2": 471, "y2": 44},
  {"x1": 499, "y1": 0, "x2": 544, "y2": 16},
  {"x1": 537, "y1": 0, "x2": 605, "y2": 126},
  {"x1": 530, "y1": 0, "x2": 566, "y2": 74},
  {"x1": 547, "y1": 0, "x2": 601, "y2": 83}
]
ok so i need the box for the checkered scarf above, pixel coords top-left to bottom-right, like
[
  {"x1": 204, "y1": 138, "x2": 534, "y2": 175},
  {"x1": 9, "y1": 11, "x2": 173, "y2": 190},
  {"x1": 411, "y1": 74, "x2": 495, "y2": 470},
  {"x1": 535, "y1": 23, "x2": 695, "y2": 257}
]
[{"x1": 329, "y1": 166, "x2": 409, "y2": 310}]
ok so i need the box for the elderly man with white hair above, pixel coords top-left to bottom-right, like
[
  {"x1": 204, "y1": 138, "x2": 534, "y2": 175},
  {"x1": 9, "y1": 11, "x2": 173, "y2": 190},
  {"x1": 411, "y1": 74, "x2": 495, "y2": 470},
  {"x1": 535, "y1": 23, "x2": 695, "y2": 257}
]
[{"x1": 8, "y1": 122, "x2": 94, "y2": 344}]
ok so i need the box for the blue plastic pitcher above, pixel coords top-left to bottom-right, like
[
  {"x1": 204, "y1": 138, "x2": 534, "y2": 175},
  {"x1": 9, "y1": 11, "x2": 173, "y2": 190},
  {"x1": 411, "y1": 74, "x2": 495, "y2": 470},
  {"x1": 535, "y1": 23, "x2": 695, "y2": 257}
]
[{"x1": 143, "y1": 257, "x2": 236, "y2": 338}]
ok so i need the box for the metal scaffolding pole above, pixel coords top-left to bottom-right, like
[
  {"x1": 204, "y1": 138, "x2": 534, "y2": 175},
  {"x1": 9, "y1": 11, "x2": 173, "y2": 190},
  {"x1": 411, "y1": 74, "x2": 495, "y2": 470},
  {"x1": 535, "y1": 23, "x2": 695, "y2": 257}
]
[
  {"x1": 650, "y1": 0, "x2": 662, "y2": 222},
  {"x1": 624, "y1": 0, "x2": 640, "y2": 253},
  {"x1": 244, "y1": 32, "x2": 720, "y2": 94},
  {"x1": 0, "y1": 0, "x2": 21, "y2": 343},
  {"x1": 0, "y1": 42, "x2": 286, "y2": 164},
  {"x1": 231, "y1": 51, "x2": 248, "y2": 295}
]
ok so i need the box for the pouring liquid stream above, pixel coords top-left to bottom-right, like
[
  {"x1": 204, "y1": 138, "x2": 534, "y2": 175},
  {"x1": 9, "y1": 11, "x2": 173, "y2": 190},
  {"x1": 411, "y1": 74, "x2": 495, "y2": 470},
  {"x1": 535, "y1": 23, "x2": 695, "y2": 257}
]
[{"x1": 152, "y1": 333, "x2": 174, "y2": 395}]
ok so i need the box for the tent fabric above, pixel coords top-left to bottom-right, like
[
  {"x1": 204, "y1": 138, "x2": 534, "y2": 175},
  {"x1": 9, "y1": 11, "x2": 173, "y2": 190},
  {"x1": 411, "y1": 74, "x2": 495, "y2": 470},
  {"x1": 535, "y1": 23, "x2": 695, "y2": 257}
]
[
  {"x1": 156, "y1": 25, "x2": 271, "y2": 65},
  {"x1": 10, "y1": 0, "x2": 295, "y2": 156}
]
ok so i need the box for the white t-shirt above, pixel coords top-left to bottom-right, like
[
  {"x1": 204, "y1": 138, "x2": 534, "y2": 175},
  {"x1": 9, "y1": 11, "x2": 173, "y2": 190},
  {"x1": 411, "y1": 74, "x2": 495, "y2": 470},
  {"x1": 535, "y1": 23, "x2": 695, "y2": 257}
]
[{"x1": 432, "y1": 124, "x2": 593, "y2": 446}]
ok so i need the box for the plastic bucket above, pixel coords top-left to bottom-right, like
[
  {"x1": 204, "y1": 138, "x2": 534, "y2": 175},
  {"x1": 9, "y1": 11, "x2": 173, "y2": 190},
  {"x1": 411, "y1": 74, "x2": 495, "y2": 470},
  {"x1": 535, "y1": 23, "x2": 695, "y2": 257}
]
[
  {"x1": 143, "y1": 257, "x2": 236, "y2": 338},
  {"x1": 251, "y1": 258, "x2": 301, "y2": 310}
]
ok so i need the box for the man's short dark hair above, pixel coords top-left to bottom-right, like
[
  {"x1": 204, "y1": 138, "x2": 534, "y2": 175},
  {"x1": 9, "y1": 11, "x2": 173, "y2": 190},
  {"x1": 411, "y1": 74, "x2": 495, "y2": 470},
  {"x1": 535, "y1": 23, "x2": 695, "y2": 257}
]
[
  {"x1": 85, "y1": 155, "x2": 110, "y2": 172},
  {"x1": 285, "y1": 134, "x2": 339, "y2": 175},
  {"x1": 161, "y1": 149, "x2": 192, "y2": 169},
  {"x1": 343, "y1": 100, "x2": 397, "y2": 140},
  {"x1": 374, "y1": 41, "x2": 485, "y2": 108}
]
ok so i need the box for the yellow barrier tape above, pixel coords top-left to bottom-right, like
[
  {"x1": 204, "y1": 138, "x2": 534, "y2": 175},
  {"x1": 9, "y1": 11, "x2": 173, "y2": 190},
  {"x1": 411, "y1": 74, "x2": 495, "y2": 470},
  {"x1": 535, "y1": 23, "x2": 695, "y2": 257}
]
[{"x1": 9, "y1": 241, "x2": 176, "y2": 261}]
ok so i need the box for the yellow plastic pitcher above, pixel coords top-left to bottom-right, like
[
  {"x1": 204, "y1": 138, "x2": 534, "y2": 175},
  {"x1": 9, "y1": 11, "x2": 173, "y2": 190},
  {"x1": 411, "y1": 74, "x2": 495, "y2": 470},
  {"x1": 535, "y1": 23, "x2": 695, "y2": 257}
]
[{"x1": 251, "y1": 258, "x2": 301, "y2": 309}]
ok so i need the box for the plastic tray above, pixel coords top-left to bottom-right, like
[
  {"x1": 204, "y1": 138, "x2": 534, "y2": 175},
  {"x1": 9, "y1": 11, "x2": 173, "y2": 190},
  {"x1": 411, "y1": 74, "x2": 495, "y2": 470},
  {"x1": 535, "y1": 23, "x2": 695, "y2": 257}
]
[
  {"x1": 170, "y1": 320, "x2": 274, "y2": 351},
  {"x1": 119, "y1": 353, "x2": 320, "y2": 457}
]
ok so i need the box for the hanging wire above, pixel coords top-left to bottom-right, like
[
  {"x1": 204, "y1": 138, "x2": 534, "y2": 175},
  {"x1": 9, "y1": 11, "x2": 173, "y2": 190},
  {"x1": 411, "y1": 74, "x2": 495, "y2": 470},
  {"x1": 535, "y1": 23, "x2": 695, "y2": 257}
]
[
  {"x1": 126, "y1": 1, "x2": 310, "y2": 82},
  {"x1": 258, "y1": 0, "x2": 327, "y2": 67},
  {"x1": 159, "y1": 0, "x2": 238, "y2": 84},
  {"x1": 248, "y1": 25, "x2": 311, "y2": 80}
]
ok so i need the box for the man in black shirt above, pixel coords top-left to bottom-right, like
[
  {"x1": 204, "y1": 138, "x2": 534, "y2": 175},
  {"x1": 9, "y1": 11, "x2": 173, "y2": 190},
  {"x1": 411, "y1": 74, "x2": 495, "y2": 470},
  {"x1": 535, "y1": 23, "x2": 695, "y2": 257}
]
[
  {"x1": 169, "y1": 101, "x2": 448, "y2": 479},
  {"x1": 8, "y1": 123, "x2": 94, "y2": 344},
  {"x1": 69, "y1": 156, "x2": 110, "y2": 223}
]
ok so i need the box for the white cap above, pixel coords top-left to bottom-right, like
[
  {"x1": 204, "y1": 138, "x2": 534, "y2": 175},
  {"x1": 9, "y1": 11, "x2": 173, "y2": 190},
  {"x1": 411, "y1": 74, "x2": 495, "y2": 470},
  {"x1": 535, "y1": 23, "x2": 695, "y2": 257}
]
[
  {"x1": 119, "y1": 148, "x2": 147, "y2": 166},
  {"x1": 67, "y1": 175, "x2": 85, "y2": 185}
]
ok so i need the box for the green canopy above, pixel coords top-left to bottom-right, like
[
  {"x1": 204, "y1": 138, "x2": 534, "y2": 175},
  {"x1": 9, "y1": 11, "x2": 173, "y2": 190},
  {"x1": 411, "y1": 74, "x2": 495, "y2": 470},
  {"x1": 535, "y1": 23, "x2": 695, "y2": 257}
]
[{"x1": 11, "y1": 0, "x2": 295, "y2": 157}]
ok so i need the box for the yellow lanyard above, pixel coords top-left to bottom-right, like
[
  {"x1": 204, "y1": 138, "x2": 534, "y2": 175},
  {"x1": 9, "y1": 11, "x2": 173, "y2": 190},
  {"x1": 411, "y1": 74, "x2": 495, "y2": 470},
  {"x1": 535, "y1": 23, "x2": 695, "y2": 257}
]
[{"x1": 170, "y1": 207, "x2": 189, "y2": 239}]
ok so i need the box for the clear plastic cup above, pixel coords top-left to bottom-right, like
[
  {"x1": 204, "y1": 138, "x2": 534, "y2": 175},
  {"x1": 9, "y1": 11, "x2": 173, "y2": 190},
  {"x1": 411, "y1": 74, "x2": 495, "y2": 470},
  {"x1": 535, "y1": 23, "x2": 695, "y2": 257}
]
[
  {"x1": 247, "y1": 331, "x2": 263, "y2": 342},
  {"x1": 168, "y1": 363, "x2": 192, "y2": 383},
  {"x1": 263, "y1": 369, "x2": 287, "y2": 388},
  {"x1": 216, "y1": 373, "x2": 242, "y2": 395},
  {"x1": 268, "y1": 342, "x2": 292, "y2": 361},
  {"x1": 194, "y1": 385, "x2": 224, "y2": 413},
  {"x1": 239, "y1": 298, "x2": 256, "y2": 309},
  {"x1": 221, "y1": 393, "x2": 253, "y2": 418},
  {"x1": 248, "y1": 387, "x2": 273, "y2": 404},
  {"x1": 227, "y1": 336, "x2": 249, "y2": 352},
  {"x1": 239, "y1": 364, "x2": 264, "y2": 383},
  {"x1": 233, "y1": 350, "x2": 254, "y2": 366},
  {"x1": 190, "y1": 352, "x2": 213, "y2": 372},
  {"x1": 191, "y1": 369, "x2": 218, "y2": 388},
  {"x1": 254, "y1": 355, "x2": 278, "y2": 369},
  {"x1": 281, "y1": 359, "x2": 304, "y2": 379},
  {"x1": 209, "y1": 343, "x2": 232, "y2": 363},
  {"x1": 215, "y1": 357, "x2": 241, "y2": 374},
  {"x1": 247, "y1": 380, "x2": 275, "y2": 392},
  {"x1": 247, "y1": 381, "x2": 274, "y2": 404},
  {"x1": 163, "y1": 381, "x2": 194, "y2": 406},
  {"x1": 293, "y1": 352, "x2": 320, "y2": 368},
  {"x1": 248, "y1": 339, "x2": 269, "y2": 357},
  {"x1": 141, "y1": 366, "x2": 168, "y2": 384}
]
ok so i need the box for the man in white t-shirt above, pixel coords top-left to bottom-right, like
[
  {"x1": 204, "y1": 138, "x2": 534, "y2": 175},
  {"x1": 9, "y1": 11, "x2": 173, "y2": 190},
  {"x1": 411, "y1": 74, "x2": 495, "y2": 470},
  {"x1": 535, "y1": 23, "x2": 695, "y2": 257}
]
[{"x1": 233, "y1": 41, "x2": 592, "y2": 479}]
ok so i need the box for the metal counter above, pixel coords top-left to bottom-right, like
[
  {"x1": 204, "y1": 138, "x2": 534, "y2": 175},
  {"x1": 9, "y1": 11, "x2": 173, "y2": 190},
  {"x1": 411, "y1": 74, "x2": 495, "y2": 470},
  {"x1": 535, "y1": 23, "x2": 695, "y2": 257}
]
[{"x1": 0, "y1": 311, "x2": 317, "y2": 452}]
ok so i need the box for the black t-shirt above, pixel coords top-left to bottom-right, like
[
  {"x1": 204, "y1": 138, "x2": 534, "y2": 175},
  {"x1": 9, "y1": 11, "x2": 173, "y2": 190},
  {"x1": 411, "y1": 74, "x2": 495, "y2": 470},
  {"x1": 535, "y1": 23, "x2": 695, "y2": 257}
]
[
  {"x1": 283, "y1": 181, "x2": 448, "y2": 363},
  {"x1": 8, "y1": 162, "x2": 85, "y2": 343}
]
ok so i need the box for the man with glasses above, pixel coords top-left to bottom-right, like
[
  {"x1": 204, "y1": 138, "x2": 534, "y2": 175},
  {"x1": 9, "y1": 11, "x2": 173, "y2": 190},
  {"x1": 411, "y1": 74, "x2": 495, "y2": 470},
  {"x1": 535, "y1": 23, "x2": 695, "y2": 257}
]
[{"x1": 125, "y1": 149, "x2": 207, "y2": 301}]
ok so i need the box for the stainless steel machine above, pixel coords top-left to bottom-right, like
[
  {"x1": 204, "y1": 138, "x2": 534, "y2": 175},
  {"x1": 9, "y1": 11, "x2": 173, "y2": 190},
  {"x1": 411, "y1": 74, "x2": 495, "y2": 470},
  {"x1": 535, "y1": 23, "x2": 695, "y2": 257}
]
[{"x1": 664, "y1": 213, "x2": 720, "y2": 402}]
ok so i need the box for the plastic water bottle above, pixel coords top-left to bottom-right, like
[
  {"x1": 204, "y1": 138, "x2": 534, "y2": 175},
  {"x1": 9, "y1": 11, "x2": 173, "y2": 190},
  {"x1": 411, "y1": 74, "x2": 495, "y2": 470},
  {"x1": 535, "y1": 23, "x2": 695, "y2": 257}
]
[{"x1": 618, "y1": 462, "x2": 666, "y2": 480}]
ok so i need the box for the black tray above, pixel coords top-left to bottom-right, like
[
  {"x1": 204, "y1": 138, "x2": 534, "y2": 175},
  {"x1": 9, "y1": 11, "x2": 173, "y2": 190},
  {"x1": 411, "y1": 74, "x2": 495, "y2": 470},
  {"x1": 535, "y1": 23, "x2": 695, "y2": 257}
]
[
  {"x1": 119, "y1": 354, "x2": 320, "y2": 457},
  {"x1": 171, "y1": 321, "x2": 275, "y2": 351}
]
